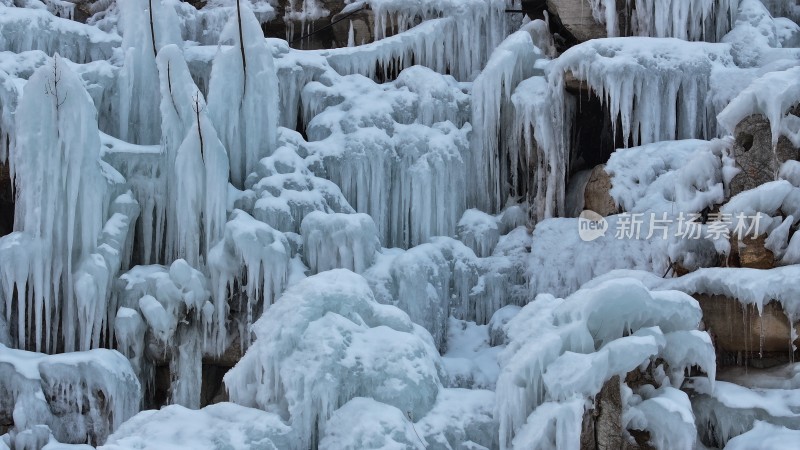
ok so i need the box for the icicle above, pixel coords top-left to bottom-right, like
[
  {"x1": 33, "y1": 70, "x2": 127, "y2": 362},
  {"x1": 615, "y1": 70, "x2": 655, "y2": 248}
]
[
  {"x1": 206, "y1": 3, "x2": 279, "y2": 188},
  {"x1": 347, "y1": 19, "x2": 355, "y2": 47},
  {"x1": 207, "y1": 210, "x2": 291, "y2": 355},
  {"x1": 469, "y1": 27, "x2": 544, "y2": 212},
  {"x1": 1, "y1": 54, "x2": 107, "y2": 352},
  {"x1": 117, "y1": 0, "x2": 182, "y2": 145},
  {"x1": 173, "y1": 98, "x2": 230, "y2": 268}
]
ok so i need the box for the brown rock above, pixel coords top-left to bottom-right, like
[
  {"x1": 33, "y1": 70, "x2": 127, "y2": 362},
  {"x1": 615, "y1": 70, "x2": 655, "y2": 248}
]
[
  {"x1": 546, "y1": 0, "x2": 609, "y2": 43},
  {"x1": 733, "y1": 234, "x2": 775, "y2": 269},
  {"x1": 695, "y1": 294, "x2": 799, "y2": 361},
  {"x1": 729, "y1": 114, "x2": 799, "y2": 197},
  {"x1": 584, "y1": 164, "x2": 617, "y2": 216},
  {"x1": 581, "y1": 376, "x2": 623, "y2": 450}
]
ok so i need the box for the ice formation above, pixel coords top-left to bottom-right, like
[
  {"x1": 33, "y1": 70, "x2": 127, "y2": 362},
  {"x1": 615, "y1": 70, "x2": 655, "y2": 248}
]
[
  {"x1": 100, "y1": 402, "x2": 293, "y2": 450},
  {"x1": 224, "y1": 270, "x2": 445, "y2": 449},
  {"x1": 495, "y1": 278, "x2": 715, "y2": 449},
  {"x1": 301, "y1": 67, "x2": 471, "y2": 248},
  {"x1": 470, "y1": 25, "x2": 545, "y2": 212},
  {"x1": 1, "y1": 54, "x2": 110, "y2": 353},
  {"x1": 586, "y1": 0, "x2": 740, "y2": 41},
  {"x1": 301, "y1": 212, "x2": 380, "y2": 274},
  {"x1": 206, "y1": 2, "x2": 278, "y2": 188},
  {"x1": 0, "y1": 344, "x2": 140, "y2": 446},
  {"x1": 207, "y1": 209, "x2": 291, "y2": 354},
  {"x1": 1, "y1": 0, "x2": 799, "y2": 448}
]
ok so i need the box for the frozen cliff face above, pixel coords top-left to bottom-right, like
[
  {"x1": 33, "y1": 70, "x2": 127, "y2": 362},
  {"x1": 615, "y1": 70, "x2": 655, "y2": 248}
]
[
  {"x1": 301, "y1": 67, "x2": 471, "y2": 248},
  {"x1": 1, "y1": 0, "x2": 800, "y2": 448}
]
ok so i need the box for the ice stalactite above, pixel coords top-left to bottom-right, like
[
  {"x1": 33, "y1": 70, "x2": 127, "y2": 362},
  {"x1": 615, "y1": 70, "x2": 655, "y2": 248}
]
[
  {"x1": 117, "y1": 0, "x2": 182, "y2": 145},
  {"x1": 0, "y1": 55, "x2": 107, "y2": 353},
  {"x1": 224, "y1": 270, "x2": 444, "y2": 450},
  {"x1": 511, "y1": 75, "x2": 574, "y2": 223},
  {"x1": 301, "y1": 211, "x2": 380, "y2": 275},
  {"x1": 302, "y1": 68, "x2": 470, "y2": 248},
  {"x1": 365, "y1": 0, "x2": 508, "y2": 81},
  {"x1": 207, "y1": 3, "x2": 279, "y2": 188},
  {"x1": 469, "y1": 26, "x2": 545, "y2": 213},
  {"x1": 0, "y1": 68, "x2": 20, "y2": 164},
  {"x1": 552, "y1": 37, "x2": 735, "y2": 148},
  {"x1": 207, "y1": 210, "x2": 291, "y2": 355},
  {"x1": 173, "y1": 99, "x2": 230, "y2": 269},
  {"x1": 172, "y1": 0, "x2": 277, "y2": 46},
  {"x1": 0, "y1": 5, "x2": 120, "y2": 64},
  {"x1": 586, "y1": 0, "x2": 741, "y2": 41},
  {"x1": 114, "y1": 259, "x2": 212, "y2": 408},
  {"x1": 73, "y1": 192, "x2": 141, "y2": 352}
]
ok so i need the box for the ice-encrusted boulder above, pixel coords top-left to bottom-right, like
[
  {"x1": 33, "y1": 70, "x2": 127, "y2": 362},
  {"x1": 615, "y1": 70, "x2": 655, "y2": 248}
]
[
  {"x1": 100, "y1": 402, "x2": 293, "y2": 450},
  {"x1": 224, "y1": 269, "x2": 445, "y2": 449},
  {"x1": 496, "y1": 278, "x2": 716, "y2": 449},
  {"x1": 0, "y1": 344, "x2": 140, "y2": 446}
]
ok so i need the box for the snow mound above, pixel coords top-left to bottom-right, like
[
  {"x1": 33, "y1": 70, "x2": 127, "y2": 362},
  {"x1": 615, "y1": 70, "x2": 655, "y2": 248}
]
[
  {"x1": 319, "y1": 398, "x2": 425, "y2": 450},
  {"x1": 528, "y1": 216, "x2": 669, "y2": 298},
  {"x1": 100, "y1": 402, "x2": 292, "y2": 450},
  {"x1": 688, "y1": 377, "x2": 800, "y2": 446},
  {"x1": 725, "y1": 420, "x2": 800, "y2": 450},
  {"x1": 224, "y1": 269, "x2": 444, "y2": 450},
  {"x1": 417, "y1": 388, "x2": 498, "y2": 450},
  {"x1": 718, "y1": 66, "x2": 800, "y2": 147},
  {"x1": 606, "y1": 138, "x2": 733, "y2": 214}
]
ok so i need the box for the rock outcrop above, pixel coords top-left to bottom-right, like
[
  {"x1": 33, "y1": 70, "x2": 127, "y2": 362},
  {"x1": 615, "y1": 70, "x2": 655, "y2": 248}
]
[
  {"x1": 583, "y1": 164, "x2": 618, "y2": 216},
  {"x1": 729, "y1": 114, "x2": 800, "y2": 197}
]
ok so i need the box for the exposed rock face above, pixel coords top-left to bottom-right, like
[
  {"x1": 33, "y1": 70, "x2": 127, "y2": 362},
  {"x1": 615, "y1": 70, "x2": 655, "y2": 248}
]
[
  {"x1": 730, "y1": 234, "x2": 775, "y2": 269},
  {"x1": 584, "y1": 164, "x2": 617, "y2": 216},
  {"x1": 264, "y1": 0, "x2": 375, "y2": 49},
  {"x1": 581, "y1": 376, "x2": 625, "y2": 450},
  {"x1": 0, "y1": 162, "x2": 12, "y2": 237},
  {"x1": 729, "y1": 114, "x2": 799, "y2": 197},
  {"x1": 696, "y1": 294, "x2": 799, "y2": 366},
  {"x1": 331, "y1": 6, "x2": 375, "y2": 47},
  {"x1": 546, "y1": 0, "x2": 608, "y2": 42}
]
